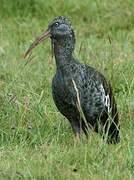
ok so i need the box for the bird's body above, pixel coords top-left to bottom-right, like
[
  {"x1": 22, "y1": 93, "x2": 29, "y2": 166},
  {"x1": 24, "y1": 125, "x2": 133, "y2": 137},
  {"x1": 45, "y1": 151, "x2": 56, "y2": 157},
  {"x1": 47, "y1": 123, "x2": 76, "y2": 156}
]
[
  {"x1": 25, "y1": 16, "x2": 120, "y2": 143},
  {"x1": 52, "y1": 58, "x2": 119, "y2": 142}
]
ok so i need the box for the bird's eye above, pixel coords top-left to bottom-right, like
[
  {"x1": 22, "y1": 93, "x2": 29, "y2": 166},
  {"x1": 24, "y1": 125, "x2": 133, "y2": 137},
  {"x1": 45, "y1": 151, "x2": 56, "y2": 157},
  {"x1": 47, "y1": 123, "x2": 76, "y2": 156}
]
[{"x1": 55, "y1": 22, "x2": 59, "y2": 27}]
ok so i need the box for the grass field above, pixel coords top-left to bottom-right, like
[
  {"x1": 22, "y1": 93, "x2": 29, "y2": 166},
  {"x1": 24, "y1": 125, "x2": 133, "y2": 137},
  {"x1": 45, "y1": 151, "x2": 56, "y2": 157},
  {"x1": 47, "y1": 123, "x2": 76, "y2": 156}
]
[{"x1": 0, "y1": 0, "x2": 134, "y2": 179}]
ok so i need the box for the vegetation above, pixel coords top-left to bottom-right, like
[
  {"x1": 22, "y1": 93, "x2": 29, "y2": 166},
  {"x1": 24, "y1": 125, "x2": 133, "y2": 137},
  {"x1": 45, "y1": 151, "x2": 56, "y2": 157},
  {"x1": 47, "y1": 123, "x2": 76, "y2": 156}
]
[{"x1": 0, "y1": 0, "x2": 134, "y2": 179}]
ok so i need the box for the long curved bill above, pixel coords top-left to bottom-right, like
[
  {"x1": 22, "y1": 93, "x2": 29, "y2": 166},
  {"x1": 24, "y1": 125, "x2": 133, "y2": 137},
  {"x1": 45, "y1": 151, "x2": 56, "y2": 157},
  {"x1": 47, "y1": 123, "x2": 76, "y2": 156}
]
[{"x1": 24, "y1": 28, "x2": 51, "y2": 58}]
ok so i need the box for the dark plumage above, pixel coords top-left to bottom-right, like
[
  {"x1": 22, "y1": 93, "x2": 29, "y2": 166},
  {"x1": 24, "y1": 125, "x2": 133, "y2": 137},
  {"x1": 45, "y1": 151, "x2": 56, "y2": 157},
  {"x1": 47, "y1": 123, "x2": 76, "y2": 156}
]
[{"x1": 24, "y1": 16, "x2": 120, "y2": 143}]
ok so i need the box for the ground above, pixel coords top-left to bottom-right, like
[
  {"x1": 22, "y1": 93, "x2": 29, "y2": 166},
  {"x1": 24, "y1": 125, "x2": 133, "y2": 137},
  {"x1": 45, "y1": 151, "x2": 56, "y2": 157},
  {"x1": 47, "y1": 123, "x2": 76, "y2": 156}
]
[{"x1": 0, "y1": 0, "x2": 134, "y2": 179}]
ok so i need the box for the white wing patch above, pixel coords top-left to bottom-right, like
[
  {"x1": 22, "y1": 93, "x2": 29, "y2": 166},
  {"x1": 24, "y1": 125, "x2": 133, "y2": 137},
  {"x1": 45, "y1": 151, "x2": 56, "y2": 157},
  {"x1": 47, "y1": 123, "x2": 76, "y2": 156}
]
[{"x1": 99, "y1": 84, "x2": 110, "y2": 113}]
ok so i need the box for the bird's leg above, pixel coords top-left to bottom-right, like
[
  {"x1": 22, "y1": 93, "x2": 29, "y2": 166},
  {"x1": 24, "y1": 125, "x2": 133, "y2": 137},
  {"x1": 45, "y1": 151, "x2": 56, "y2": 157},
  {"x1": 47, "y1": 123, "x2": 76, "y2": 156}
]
[
  {"x1": 106, "y1": 123, "x2": 120, "y2": 144},
  {"x1": 69, "y1": 120, "x2": 81, "y2": 137},
  {"x1": 82, "y1": 125, "x2": 89, "y2": 138},
  {"x1": 70, "y1": 122, "x2": 81, "y2": 146},
  {"x1": 72, "y1": 125, "x2": 81, "y2": 137}
]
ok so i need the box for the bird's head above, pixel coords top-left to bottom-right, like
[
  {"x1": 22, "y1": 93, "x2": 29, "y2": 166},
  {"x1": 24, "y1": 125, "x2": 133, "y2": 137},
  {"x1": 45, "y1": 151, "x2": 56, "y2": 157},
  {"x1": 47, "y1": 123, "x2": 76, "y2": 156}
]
[{"x1": 24, "y1": 16, "x2": 75, "y2": 58}]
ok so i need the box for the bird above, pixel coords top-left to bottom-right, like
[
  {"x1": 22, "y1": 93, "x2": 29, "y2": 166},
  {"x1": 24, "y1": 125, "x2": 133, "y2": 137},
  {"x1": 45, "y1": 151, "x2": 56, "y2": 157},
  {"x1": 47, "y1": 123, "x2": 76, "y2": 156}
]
[{"x1": 24, "y1": 16, "x2": 120, "y2": 143}]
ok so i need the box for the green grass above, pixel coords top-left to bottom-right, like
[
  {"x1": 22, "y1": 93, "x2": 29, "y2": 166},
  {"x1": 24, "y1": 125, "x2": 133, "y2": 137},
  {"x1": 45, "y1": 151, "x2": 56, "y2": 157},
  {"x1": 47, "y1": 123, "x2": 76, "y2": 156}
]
[{"x1": 0, "y1": 0, "x2": 134, "y2": 179}]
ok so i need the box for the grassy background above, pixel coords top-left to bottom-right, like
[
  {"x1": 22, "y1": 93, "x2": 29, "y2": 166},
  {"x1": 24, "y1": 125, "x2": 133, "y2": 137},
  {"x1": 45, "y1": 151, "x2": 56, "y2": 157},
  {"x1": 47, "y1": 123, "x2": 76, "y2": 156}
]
[{"x1": 0, "y1": 0, "x2": 134, "y2": 179}]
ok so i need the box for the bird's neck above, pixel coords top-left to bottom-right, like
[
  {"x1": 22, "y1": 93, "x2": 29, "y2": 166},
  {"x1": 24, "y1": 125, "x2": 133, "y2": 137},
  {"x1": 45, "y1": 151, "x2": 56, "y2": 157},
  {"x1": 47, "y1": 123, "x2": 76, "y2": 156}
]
[{"x1": 52, "y1": 37, "x2": 75, "y2": 69}]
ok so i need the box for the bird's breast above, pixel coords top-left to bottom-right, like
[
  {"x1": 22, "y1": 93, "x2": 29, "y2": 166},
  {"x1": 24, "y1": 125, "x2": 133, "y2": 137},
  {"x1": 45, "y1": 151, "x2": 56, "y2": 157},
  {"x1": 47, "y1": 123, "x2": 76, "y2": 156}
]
[{"x1": 53, "y1": 70, "x2": 84, "y2": 111}]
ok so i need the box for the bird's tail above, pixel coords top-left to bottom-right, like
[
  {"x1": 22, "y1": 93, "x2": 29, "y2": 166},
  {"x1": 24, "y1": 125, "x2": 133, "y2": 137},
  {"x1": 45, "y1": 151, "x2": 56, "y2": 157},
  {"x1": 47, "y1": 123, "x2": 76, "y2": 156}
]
[{"x1": 108, "y1": 83, "x2": 120, "y2": 144}]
